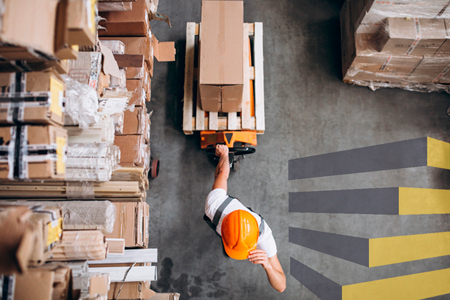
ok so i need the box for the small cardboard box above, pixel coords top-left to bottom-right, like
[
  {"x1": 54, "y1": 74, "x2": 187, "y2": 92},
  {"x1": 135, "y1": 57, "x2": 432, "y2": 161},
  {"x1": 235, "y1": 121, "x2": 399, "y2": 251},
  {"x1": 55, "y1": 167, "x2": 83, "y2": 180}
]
[
  {"x1": 0, "y1": 0, "x2": 58, "y2": 59},
  {"x1": 0, "y1": 70, "x2": 65, "y2": 126},
  {"x1": 126, "y1": 79, "x2": 147, "y2": 107},
  {"x1": 409, "y1": 56, "x2": 450, "y2": 84},
  {"x1": 68, "y1": 52, "x2": 103, "y2": 90},
  {"x1": 0, "y1": 125, "x2": 67, "y2": 180},
  {"x1": 105, "y1": 201, "x2": 147, "y2": 247},
  {"x1": 378, "y1": 18, "x2": 447, "y2": 56},
  {"x1": 99, "y1": 0, "x2": 150, "y2": 37},
  {"x1": 343, "y1": 54, "x2": 423, "y2": 83},
  {"x1": 114, "y1": 134, "x2": 146, "y2": 167},
  {"x1": 66, "y1": 0, "x2": 97, "y2": 46},
  {"x1": 199, "y1": 0, "x2": 244, "y2": 113}
]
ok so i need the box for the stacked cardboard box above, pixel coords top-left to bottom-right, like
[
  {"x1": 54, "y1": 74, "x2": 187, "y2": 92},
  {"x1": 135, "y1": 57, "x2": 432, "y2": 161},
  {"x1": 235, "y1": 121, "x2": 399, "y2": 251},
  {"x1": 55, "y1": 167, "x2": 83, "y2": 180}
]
[
  {"x1": 341, "y1": 0, "x2": 450, "y2": 92},
  {"x1": 0, "y1": 0, "x2": 97, "y2": 70},
  {"x1": 199, "y1": 0, "x2": 244, "y2": 112}
]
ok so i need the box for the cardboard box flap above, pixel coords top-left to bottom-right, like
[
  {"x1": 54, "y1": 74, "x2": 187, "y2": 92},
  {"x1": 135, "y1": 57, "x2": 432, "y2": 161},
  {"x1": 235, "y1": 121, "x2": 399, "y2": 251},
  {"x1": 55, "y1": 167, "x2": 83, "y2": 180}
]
[
  {"x1": 99, "y1": 42, "x2": 122, "y2": 79},
  {"x1": 152, "y1": 35, "x2": 176, "y2": 62}
]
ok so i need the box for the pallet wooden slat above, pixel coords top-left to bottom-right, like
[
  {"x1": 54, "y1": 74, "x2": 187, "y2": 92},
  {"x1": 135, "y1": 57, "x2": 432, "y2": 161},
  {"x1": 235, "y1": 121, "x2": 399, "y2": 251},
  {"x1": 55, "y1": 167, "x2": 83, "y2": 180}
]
[
  {"x1": 241, "y1": 23, "x2": 252, "y2": 130},
  {"x1": 228, "y1": 112, "x2": 238, "y2": 130},
  {"x1": 196, "y1": 23, "x2": 205, "y2": 131},
  {"x1": 183, "y1": 22, "x2": 196, "y2": 135},
  {"x1": 209, "y1": 112, "x2": 218, "y2": 130},
  {"x1": 254, "y1": 22, "x2": 265, "y2": 133}
]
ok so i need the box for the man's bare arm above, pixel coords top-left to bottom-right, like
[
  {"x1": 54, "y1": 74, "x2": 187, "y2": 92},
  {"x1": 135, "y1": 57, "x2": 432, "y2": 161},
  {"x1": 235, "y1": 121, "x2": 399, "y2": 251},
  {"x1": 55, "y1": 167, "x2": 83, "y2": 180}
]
[
  {"x1": 212, "y1": 145, "x2": 230, "y2": 191},
  {"x1": 248, "y1": 251, "x2": 286, "y2": 293}
]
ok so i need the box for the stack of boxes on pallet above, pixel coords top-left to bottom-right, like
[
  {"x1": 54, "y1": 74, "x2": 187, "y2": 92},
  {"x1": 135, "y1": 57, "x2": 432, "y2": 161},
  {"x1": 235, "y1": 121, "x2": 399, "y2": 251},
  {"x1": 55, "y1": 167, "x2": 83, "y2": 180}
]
[
  {"x1": 0, "y1": 0, "x2": 178, "y2": 299},
  {"x1": 341, "y1": 0, "x2": 450, "y2": 92}
]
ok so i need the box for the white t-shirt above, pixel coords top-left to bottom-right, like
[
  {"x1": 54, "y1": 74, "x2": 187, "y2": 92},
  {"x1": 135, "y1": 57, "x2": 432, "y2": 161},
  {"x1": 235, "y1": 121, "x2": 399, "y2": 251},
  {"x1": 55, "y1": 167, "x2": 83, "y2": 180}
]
[{"x1": 205, "y1": 188, "x2": 277, "y2": 258}]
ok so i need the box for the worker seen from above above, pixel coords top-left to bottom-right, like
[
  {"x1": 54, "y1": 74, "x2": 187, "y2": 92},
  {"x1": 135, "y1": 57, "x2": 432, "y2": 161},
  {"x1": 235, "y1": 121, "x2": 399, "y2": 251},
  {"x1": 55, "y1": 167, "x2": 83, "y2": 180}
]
[{"x1": 204, "y1": 144, "x2": 286, "y2": 293}]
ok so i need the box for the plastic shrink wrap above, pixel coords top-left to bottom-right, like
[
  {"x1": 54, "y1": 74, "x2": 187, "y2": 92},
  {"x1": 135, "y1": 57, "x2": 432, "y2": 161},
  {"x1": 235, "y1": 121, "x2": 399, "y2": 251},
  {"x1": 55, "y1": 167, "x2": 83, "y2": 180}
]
[
  {"x1": 1, "y1": 200, "x2": 117, "y2": 234},
  {"x1": 341, "y1": 0, "x2": 450, "y2": 92},
  {"x1": 66, "y1": 143, "x2": 120, "y2": 182}
]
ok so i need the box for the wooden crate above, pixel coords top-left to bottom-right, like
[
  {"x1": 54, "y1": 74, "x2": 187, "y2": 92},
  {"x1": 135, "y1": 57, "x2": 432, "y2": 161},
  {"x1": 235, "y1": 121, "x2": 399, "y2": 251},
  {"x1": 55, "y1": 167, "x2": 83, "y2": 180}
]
[{"x1": 183, "y1": 22, "x2": 265, "y2": 135}]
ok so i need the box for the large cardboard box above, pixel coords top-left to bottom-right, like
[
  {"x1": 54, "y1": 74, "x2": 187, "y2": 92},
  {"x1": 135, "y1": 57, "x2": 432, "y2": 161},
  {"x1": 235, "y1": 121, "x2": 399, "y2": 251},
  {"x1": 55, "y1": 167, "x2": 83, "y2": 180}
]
[
  {"x1": 409, "y1": 56, "x2": 450, "y2": 84},
  {"x1": 199, "y1": 0, "x2": 244, "y2": 113},
  {"x1": 0, "y1": 0, "x2": 59, "y2": 59},
  {"x1": 66, "y1": 0, "x2": 97, "y2": 46},
  {"x1": 68, "y1": 52, "x2": 103, "y2": 90},
  {"x1": 114, "y1": 134, "x2": 146, "y2": 167},
  {"x1": 99, "y1": 0, "x2": 150, "y2": 37},
  {"x1": 120, "y1": 106, "x2": 148, "y2": 135},
  {"x1": 343, "y1": 54, "x2": 423, "y2": 83},
  {"x1": 105, "y1": 202, "x2": 148, "y2": 247},
  {"x1": 377, "y1": 18, "x2": 447, "y2": 56},
  {"x1": 0, "y1": 70, "x2": 65, "y2": 126},
  {"x1": 0, "y1": 125, "x2": 67, "y2": 180}
]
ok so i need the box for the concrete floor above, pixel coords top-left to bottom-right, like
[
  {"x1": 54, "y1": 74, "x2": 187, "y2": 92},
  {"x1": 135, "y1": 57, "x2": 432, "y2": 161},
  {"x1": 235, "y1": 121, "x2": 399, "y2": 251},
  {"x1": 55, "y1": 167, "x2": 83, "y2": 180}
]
[{"x1": 147, "y1": 0, "x2": 450, "y2": 299}]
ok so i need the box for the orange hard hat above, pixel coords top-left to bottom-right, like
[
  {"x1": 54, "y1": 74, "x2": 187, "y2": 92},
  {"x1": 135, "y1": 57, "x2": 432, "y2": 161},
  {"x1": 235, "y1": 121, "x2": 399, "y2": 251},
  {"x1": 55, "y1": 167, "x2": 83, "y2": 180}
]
[{"x1": 221, "y1": 210, "x2": 259, "y2": 260}]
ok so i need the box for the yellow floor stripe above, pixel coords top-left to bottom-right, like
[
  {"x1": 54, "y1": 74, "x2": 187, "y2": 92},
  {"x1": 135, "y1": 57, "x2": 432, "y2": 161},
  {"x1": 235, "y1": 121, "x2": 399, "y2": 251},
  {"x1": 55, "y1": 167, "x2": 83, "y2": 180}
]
[
  {"x1": 399, "y1": 187, "x2": 450, "y2": 215},
  {"x1": 342, "y1": 268, "x2": 450, "y2": 300},
  {"x1": 369, "y1": 232, "x2": 450, "y2": 267},
  {"x1": 427, "y1": 137, "x2": 450, "y2": 170}
]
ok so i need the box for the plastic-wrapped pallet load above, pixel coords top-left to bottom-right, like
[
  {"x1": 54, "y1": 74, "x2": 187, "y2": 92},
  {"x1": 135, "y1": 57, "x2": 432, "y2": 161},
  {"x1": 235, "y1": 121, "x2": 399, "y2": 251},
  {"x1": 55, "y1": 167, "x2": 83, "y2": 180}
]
[{"x1": 341, "y1": 0, "x2": 450, "y2": 92}]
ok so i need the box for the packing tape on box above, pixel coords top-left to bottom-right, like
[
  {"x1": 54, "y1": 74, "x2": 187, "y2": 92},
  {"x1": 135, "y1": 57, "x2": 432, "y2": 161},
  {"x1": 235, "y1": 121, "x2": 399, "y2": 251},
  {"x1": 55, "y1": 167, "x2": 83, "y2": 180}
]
[
  {"x1": 0, "y1": 92, "x2": 52, "y2": 124},
  {"x1": 405, "y1": 18, "x2": 422, "y2": 55},
  {"x1": 0, "y1": 274, "x2": 16, "y2": 300},
  {"x1": 433, "y1": 63, "x2": 450, "y2": 83},
  {"x1": 29, "y1": 205, "x2": 63, "y2": 248},
  {"x1": 66, "y1": 181, "x2": 95, "y2": 199}
]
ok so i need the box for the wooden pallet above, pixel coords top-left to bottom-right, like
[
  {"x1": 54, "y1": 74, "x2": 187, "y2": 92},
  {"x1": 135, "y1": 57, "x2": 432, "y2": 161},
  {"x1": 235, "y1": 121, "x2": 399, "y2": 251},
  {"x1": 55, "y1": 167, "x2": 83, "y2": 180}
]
[{"x1": 183, "y1": 22, "x2": 265, "y2": 135}]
